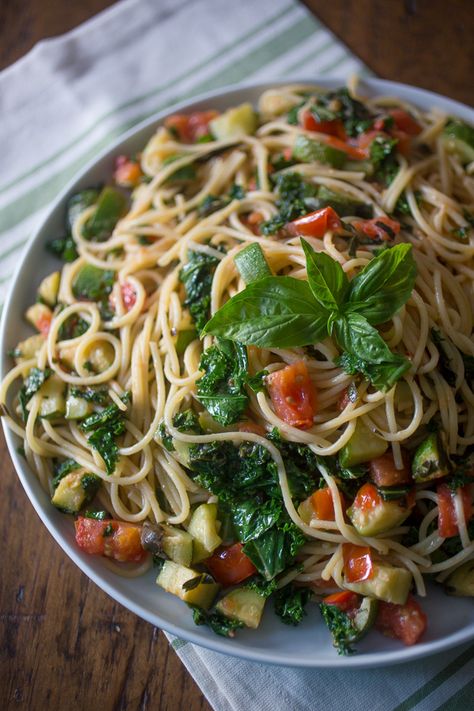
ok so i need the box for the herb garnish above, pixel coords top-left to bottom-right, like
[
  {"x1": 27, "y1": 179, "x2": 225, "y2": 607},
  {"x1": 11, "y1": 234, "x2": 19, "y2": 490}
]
[{"x1": 204, "y1": 240, "x2": 417, "y2": 390}]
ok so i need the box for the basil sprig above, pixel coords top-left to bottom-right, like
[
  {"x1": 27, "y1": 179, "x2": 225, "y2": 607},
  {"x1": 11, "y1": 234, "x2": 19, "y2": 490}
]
[{"x1": 203, "y1": 240, "x2": 417, "y2": 390}]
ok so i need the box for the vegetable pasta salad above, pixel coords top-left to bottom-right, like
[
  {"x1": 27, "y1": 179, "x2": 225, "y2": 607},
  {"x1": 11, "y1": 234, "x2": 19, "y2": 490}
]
[{"x1": 3, "y1": 82, "x2": 474, "y2": 655}]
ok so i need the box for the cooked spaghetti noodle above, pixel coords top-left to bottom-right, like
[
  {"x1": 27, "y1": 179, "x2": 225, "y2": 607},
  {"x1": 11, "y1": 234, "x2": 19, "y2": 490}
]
[{"x1": 2, "y1": 81, "x2": 474, "y2": 652}]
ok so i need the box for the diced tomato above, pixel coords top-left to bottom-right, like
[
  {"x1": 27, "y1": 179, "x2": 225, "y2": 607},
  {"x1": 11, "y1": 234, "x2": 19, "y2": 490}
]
[
  {"x1": 237, "y1": 421, "x2": 267, "y2": 437},
  {"x1": 205, "y1": 543, "x2": 257, "y2": 587},
  {"x1": 286, "y1": 206, "x2": 342, "y2": 238},
  {"x1": 342, "y1": 543, "x2": 374, "y2": 583},
  {"x1": 300, "y1": 110, "x2": 347, "y2": 139},
  {"x1": 355, "y1": 129, "x2": 384, "y2": 153},
  {"x1": 120, "y1": 282, "x2": 137, "y2": 311},
  {"x1": 375, "y1": 595, "x2": 427, "y2": 646},
  {"x1": 114, "y1": 155, "x2": 143, "y2": 187},
  {"x1": 352, "y1": 482, "x2": 383, "y2": 514},
  {"x1": 388, "y1": 109, "x2": 422, "y2": 136},
  {"x1": 37, "y1": 312, "x2": 52, "y2": 336},
  {"x1": 242, "y1": 211, "x2": 264, "y2": 235},
  {"x1": 75, "y1": 517, "x2": 146, "y2": 563},
  {"x1": 437, "y1": 483, "x2": 473, "y2": 538},
  {"x1": 352, "y1": 215, "x2": 401, "y2": 242},
  {"x1": 310, "y1": 487, "x2": 346, "y2": 521},
  {"x1": 369, "y1": 452, "x2": 412, "y2": 487},
  {"x1": 266, "y1": 361, "x2": 317, "y2": 430},
  {"x1": 322, "y1": 590, "x2": 360, "y2": 612},
  {"x1": 164, "y1": 110, "x2": 218, "y2": 142},
  {"x1": 322, "y1": 135, "x2": 367, "y2": 161}
]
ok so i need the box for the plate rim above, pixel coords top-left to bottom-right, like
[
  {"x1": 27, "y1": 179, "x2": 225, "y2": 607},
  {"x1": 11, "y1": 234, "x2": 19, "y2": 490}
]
[{"x1": 2, "y1": 76, "x2": 474, "y2": 669}]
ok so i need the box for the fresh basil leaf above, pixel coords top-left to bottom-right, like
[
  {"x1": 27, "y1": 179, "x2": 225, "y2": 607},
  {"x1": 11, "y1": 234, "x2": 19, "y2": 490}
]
[
  {"x1": 332, "y1": 312, "x2": 401, "y2": 365},
  {"x1": 203, "y1": 276, "x2": 329, "y2": 348},
  {"x1": 346, "y1": 243, "x2": 416, "y2": 324},
  {"x1": 301, "y1": 238, "x2": 349, "y2": 310}
]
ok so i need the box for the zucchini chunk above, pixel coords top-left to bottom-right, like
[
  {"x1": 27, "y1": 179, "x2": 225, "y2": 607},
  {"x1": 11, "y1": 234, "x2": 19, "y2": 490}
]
[
  {"x1": 344, "y1": 563, "x2": 412, "y2": 605},
  {"x1": 188, "y1": 503, "x2": 222, "y2": 563},
  {"x1": 65, "y1": 393, "x2": 93, "y2": 420},
  {"x1": 442, "y1": 120, "x2": 474, "y2": 164},
  {"x1": 141, "y1": 522, "x2": 193, "y2": 567},
  {"x1": 52, "y1": 470, "x2": 101, "y2": 514},
  {"x1": 293, "y1": 135, "x2": 346, "y2": 169},
  {"x1": 234, "y1": 243, "x2": 272, "y2": 285},
  {"x1": 351, "y1": 596, "x2": 379, "y2": 641},
  {"x1": 27, "y1": 375, "x2": 66, "y2": 419},
  {"x1": 26, "y1": 303, "x2": 52, "y2": 333},
  {"x1": 339, "y1": 420, "x2": 388, "y2": 468},
  {"x1": 38, "y1": 271, "x2": 60, "y2": 307},
  {"x1": 445, "y1": 561, "x2": 474, "y2": 597},
  {"x1": 13, "y1": 334, "x2": 45, "y2": 363},
  {"x1": 210, "y1": 103, "x2": 257, "y2": 140},
  {"x1": 348, "y1": 482, "x2": 412, "y2": 536},
  {"x1": 216, "y1": 587, "x2": 266, "y2": 629},
  {"x1": 412, "y1": 432, "x2": 450, "y2": 483},
  {"x1": 156, "y1": 560, "x2": 220, "y2": 610}
]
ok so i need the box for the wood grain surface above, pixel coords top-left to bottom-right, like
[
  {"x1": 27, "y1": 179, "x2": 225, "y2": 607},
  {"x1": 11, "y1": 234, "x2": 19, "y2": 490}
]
[{"x1": 0, "y1": 2, "x2": 473, "y2": 710}]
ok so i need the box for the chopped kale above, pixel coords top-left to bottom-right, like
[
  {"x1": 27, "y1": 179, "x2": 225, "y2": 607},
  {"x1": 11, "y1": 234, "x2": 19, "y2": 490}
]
[
  {"x1": 245, "y1": 575, "x2": 278, "y2": 598},
  {"x1": 58, "y1": 314, "x2": 90, "y2": 340},
  {"x1": 80, "y1": 403, "x2": 126, "y2": 475},
  {"x1": 190, "y1": 607, "x2": 244, "y2": 638},
  {"x1": 46, "y1": 236, "x2": 78, "y2": 263},
  {"x1": 274, "y1": 584, "x2": 312, "y2": 626},
  {"x1": 52, "y1": 458, "x2": 80, "y2": 488},
  {"x1": 198, "y1": 194, "x2": 227, "y2": 217},
  {"x1": 229, "y1": 183, "x2": 246, "y2": 200},
  {"x1": 69, "y1": 386, "x2": 109, "y2": 405},
  {"x1": 19, "y1": 367, "x2": 53, "y2": 422},
  {"x1": 179, "y1": 250, "x2": 220, "y2": 331},
  {"x1": 260, "y1": 172, "x2": 318, "y2": 235},
  {"x1": 319, "y1": 603, "x2": 357, "y2": 655},
  {"x1": 84, "y1": 510, "x2": 109, "y2": 520},
  {"x1": 197, "y1": 339, "x2": 250, "y2": 426}
]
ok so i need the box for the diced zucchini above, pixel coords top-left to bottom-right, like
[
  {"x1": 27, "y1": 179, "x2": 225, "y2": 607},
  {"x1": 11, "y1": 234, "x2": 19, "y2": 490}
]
[
  {"x1": 38, "y1": 271, "x2": 60, "y2": 307},
  {"x1": 156, "y1": 560, "x2": 220, "y2": 610},
  {"x1": 442, "y1": 120, "x2": 474, "y2": 163},
  {"x1": 350, "y1": 596, "x2": 379, "y2": 641},
  {"x1": 234, "y1": 243, "x2": 272, "y2": 285},
  {"x1": 28, "y1": 376, "x2": 66, "y2": 419},
  {"x1": 51, "y1": 470, "x2": 101, "y2": 513},
  {"x1": 188, "y1": 503, "x2": 222, "y2": 563},
  {"x1": 13, "y1": 334, "x2": 45, "y2": 363},
  {"x1": 216, "y1": 587, "x2": 266, "y2": 629},
  {"x1": 339, "y1": 420, "x2": 388, "y2": 468},
  {"x1": 175, "y1": 329, "x2": 197, "y2": 354},
  {"x1": 293, "y1": 135, "x2": 346, "y2": 168},
  {"x1": 65, "y1": 393, "x2": 93, "y2": 420},
  {"x1": 412, "y1": 432, "x2": 450, "y2": 483},
  {"x1": 72, "y1": 264, "x2": 114, "y2": 301},
  {"x1": 173, "y1": 439, "x2": 192, "y2": 467},
  {"x1": 445, "y1": 561, "x2": 474, "y2": 597},
  {"x1": 198, "y1": 411, "x2": 227, "y2": 433},
  {"x1": 297, "y1": 496, "x2": 314, "y2": 525},
  {"x1": 210, "y1": 103, "x2": 258, "y2": 140},
  {"x1": 348, "y1": 488, "x2": 411, "y2": 536},
  {"x1": 82, "y1": 186, "x2": 128, "y2": 242},
  {"x1": 309, "y1": 186, "x2": 373, "y2": 219},
  {"x1": 88, "y1": 342, "x2": 115, "y2": 372},
  {"x1": 161, "y1": 524, "x2": 193, "y2": 567},
  {"x1": 26, "y1": 303, "x2": 52, "y2": 333},
  {"x1": 344, "y1": 563, "x2": 412, "y2": 605}
]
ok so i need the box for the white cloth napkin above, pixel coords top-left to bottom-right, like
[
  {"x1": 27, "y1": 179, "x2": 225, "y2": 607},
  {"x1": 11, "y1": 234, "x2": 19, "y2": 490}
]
[{"x1": 1, "y1": 1, "x2": 472, "y2": 709}]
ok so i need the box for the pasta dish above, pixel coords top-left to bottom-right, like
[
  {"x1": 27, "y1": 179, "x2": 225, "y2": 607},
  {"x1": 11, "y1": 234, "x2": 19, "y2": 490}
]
[{"x1": 2, "y1": 81, "x2": 474, "y2": 653}]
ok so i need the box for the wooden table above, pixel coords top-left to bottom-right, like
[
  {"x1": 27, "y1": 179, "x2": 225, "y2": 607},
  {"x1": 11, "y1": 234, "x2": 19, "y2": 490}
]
[{"x1": 1, "y1": 1, "x2": 473, "y2": 709}]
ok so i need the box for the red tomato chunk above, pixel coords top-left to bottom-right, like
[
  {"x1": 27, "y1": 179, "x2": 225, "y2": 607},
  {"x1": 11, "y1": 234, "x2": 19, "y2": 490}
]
[
  {"x1": 376, "y1": 595, "x2": 427, "y2": 646},
  {"x1": 437, "y1": 483, "x2": 473, "y2": 538},
  {"x1": 286, "y1": 206, "x2": 341, "y2": 238},
  {"x1": 342, "y1": 543, "x2": 374, "y2": 583},
  {"x1": 205, "y1": 543, "x2": 257, "y2": 587},
  {"x1": 266, "y1": 361, "x2": 317, "y2": 429},
  {"x1": 369, "y1": 452, "x2": 412, "y2": 487},
  {"x1": 75, "y1": 517, "x2": 146, "y2": 563}
]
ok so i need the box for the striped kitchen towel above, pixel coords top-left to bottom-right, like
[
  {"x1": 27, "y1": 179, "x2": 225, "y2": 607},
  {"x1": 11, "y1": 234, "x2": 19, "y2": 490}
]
[{"x1": 1, "y1": 0, "x2": 472, "y2": 710}]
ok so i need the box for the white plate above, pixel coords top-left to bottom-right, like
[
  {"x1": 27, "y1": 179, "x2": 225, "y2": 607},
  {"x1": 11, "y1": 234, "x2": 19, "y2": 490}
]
[{"x1": 2, "y1": 78, "x2": 474, "y2": 668}]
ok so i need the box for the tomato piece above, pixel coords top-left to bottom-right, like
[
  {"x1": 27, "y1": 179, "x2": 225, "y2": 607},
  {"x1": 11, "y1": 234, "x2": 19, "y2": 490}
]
[
  {"x1": 300, "y1": 110, "x2": 347, "y2": 139},
  {"x1": 352, "y1": 215, "x2": 401, "y2": 242},
  {"x1": 188, "y1": 110, "x2": 219, "y2": 141},
  {"x1": 205, "y1": 543, "x2": 257, "y2": 587},
  {"x1": 75, "y1": 517, "x2": 146, "y2": 563},
  {"x1": 352, "y1": 482, "x2": 383, "y2": 512},
  {"x1": 242, "y1": 211, "x2": 264, "y2": 235},
  {"x1": 321, "y1": 135, "x2": 367, "y2": 160},
  {"x1": 120, "y1": 282, "x2": 137, "y2": 311},
  {"x1": 266, "y1": 361, "x2": 317, "y2": 429},
  {"x1": 376, "y1": 595, "x2": 427, "y2": 646},
  {"x1": 164, "y1": 114, "x2": 192, "y2": 141},
  {"x1": 164, "y1": 111, "x2": 218, "y2": 142},
  {"x1": 342, "y1": 543, "x2": 374, "y2": 583},
  {"x1": 37, "y1": 312, "x2": 52, "y2": 336},
  {"x1": 355, "y1": 129, "x2": 384, "y2": 153},
  {"x1": 322, "y1": 590, "x2": 360, "y2": 612},
  {"x1": 437, "y1": 483, "x2": 472, "y2": 538},
  {"x1": 114, "y1": 156, "x2": 143, "y2": 187},
  {"x1": 369, "y1": 452, "x2": 412, "y2": 487},
  {"x1": 310, "y1": 487, "x2": 346, "y2": 521},
  {"x1": 388, "y1": 109, "x2": 422, "y2": 136},
  {"x1": 286, "y1": 206, "x2": 342, "y2": 238},
  {"x1": 237, "y1": 421, "x2": 267, "y2": 437}
]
